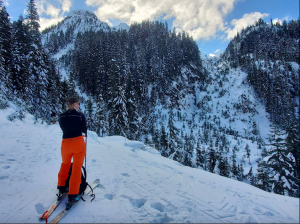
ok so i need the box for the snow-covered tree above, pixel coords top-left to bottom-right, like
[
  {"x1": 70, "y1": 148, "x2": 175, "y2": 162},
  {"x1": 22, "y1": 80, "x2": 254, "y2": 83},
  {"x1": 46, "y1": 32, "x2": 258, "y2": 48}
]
[
  {"x1": 0, "y1": 2, "x2": 12, "y2": 75},
  {"x1": 160, "y1": 124, "x2": 168, "y2": 157},
  {"x1": 206, "y1": 141, "x2": 217, "y2": 173},
  {"x1": 168, "y1": 109, "x2": 179, "y2": 157},
  {"x1": 94, "y1": 94, "x2": 108, "y2": 137},
  {"x1": 25, "y1": 0, "x2": 49, "y2": 119},
  {"x1": 9, "y1": 15, "x2": 29, "y2": 100},
  {"x1": 267, "y1": 124, "x2": 291, "y2": 195},
  {"x1": 218, "y1": 156, "x2": 230, "y2": 177},
  {"x1": 256, "y1": 160, "x2": 273, "y2": 192},
  {"x1": 126, "y1": 74, "x2": 139, "y2": 140}
]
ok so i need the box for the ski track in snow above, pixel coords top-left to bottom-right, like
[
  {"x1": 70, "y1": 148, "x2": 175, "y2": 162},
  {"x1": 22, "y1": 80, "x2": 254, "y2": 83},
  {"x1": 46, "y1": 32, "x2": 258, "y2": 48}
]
[{"x1": 0, "y1": 109, "x2": 299, "y2": 223}]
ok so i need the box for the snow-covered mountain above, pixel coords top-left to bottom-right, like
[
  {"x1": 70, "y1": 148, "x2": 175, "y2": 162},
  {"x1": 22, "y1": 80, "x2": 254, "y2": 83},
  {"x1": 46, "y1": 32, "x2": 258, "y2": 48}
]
[
  {"x1": 41, "y1": 10, "x2": 110, "y2": 59},
  {"x1": 37, "y1": 12, "x2": 300, "y2": 198},
  {"x1": 1, "y1": 5, "x2": 298, "y2": 202},
  {"x1": 113, "y1": 22, "x2": 130, "y2": 31},
  {"x1": 42, "y1": 10, "x2": 110, "y2": 39},
  {"x1": 0, "y1": 107, "x2": 298, "y2": 223},
  {"x1": 220, "y1": 19, "x2": 299, "y2": 130}
]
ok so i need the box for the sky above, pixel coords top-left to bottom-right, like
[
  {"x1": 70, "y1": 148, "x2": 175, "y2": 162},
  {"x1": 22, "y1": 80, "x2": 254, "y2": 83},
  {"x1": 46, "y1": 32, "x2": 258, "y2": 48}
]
[
  {"x1": 3, "y1": 0, "x2": 300, "y2": 56},
  {"x1": 0, "y1": 106, "x2": 299, "y2": 223}
]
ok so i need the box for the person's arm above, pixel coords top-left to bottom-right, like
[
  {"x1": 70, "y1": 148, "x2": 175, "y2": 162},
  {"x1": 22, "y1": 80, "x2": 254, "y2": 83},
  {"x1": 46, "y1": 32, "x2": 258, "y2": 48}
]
[
  {"x1": 81, "y1": 113, "x2": 88, "y2": 137},
  {"x1": 58, "y1": 115, "x2": 63, "y2": 130}
]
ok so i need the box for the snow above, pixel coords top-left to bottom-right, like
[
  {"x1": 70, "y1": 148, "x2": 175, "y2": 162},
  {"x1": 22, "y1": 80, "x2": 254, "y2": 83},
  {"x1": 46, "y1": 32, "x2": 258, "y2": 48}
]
[
  {"x1": 52, "y1": 44, "x2": 74, "y2": 60},
  {"x1": 113, "y1": 23, "x2": 130, "y2": 31},
  {"x1": 67, "y1": 10, "x2": 98, "y2": 18},
  {"x1": 0, "y1": 107, "x2": 298, "y2": 223}
]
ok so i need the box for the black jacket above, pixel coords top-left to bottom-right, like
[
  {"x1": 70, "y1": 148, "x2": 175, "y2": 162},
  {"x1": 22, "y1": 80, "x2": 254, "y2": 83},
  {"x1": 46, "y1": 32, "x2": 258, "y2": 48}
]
[{"x1": 59, "y1": 109, "x2": 87, "y2": 139}]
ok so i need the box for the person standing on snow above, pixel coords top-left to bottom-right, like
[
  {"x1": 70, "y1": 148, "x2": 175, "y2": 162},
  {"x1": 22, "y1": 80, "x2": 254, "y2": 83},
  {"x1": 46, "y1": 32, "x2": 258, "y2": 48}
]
[{"x1": 57, "y1": 96, "x2": 87, "y2": 210}]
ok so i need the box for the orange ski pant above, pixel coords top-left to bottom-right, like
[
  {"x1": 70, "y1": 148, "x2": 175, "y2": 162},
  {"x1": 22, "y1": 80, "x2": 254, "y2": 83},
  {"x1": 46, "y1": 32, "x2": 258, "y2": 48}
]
[{"x1": 57, "y1": 135, "x2": 86, "y2": 195}]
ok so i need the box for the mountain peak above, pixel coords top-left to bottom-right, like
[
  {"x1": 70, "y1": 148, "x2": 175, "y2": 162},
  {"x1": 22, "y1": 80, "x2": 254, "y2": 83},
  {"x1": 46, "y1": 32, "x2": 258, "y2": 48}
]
[
  {"x1": 113, "y1": 22, "x2": 130, "y2": 31},
  {"x1": 67, "y1": 10, "x2": 98, "y2": 20}
]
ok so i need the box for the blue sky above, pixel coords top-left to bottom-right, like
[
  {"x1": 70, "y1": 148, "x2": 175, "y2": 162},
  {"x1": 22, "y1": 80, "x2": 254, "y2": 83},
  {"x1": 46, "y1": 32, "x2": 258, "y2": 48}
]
[{"x1": 3, "y1": 0, "x2": 299, "y2": 56}]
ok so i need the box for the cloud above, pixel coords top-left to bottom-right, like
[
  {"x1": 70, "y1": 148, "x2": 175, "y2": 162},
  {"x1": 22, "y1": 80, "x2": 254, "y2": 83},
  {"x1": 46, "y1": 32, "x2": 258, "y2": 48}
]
[
  {"x1": 224, "y1": 12, "x2": 269, "y2": 40},
  {"x1": 39, "y1": 16, "x2": 65, "y2": 30},
  {"x1": 86, "y1": 0, "x2": 238, "y2": 40},
  {"x1": 214, "y1": 49, "x2": 220, "y2": 53},
  {"x1": 35, "y1": 0, "x2": 72, "y2": 30},
  {"x1": 209, "y1": 53, "x2": 216, "y2": 57},
  {"x1": 271, "y1": 16, "x2": 290, "y2": 25}
]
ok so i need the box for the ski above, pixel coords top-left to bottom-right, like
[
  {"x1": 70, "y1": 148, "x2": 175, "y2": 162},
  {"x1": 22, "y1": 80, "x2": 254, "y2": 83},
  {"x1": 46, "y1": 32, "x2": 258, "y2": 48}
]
[
  {"x1": 39, "y1": 193, "x2": 67, "y2": 221},
  {"x1": 49, "y1": 179, "x2": 100, "y2": 224}
]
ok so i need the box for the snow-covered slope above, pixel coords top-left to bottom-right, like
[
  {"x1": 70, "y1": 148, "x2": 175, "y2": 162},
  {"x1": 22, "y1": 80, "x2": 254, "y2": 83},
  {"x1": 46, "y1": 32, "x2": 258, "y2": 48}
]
[
  {"x1": 0, "y1": 107, "x2": 298, "y2": 223},
  {"x1": 200, "y1": 56, "x2": 271, "y2": 140}
]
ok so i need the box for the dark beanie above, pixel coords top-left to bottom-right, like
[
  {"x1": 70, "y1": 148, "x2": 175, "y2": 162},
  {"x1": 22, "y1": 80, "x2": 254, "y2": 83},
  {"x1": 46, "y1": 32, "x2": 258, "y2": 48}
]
[{"x1": 66, "y1": 96, "x2": 79, "y2": 105}]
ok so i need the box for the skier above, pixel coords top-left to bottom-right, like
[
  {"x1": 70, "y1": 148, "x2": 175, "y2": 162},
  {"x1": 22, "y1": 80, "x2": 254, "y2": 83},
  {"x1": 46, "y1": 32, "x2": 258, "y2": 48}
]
[
  {"x1": 51, "y1": 110, "x2": 57, "y2": 124},
  {"x1": 57, "y1": 96, "x2": 87, "y2": 210}
]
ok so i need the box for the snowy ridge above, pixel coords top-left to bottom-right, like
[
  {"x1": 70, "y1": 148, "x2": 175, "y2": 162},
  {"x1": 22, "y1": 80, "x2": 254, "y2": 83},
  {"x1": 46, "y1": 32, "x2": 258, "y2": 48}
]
[
  {"x1": 41, "y1": 10, "x2": 110, "y2": 59},
  {"x1": 44, "y1": 10, "x2": 109, "y2": 36},
  {"x1": 67, "y1": 10, "x2": 99, "y2": 19},
  {"x1": 113, "y1": 23, "x2": 130, "y2": 31},
  {"x1": 0, "y1": 107, "x2": 298, "y2": 223}
]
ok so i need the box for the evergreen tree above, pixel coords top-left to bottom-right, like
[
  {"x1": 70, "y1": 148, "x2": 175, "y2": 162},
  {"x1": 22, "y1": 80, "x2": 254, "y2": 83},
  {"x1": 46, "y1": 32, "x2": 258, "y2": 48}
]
[
  {"x1": 231, "y1": 148, "x2": 238, "y2": 178},
  {"x1": 160, "y1": 124, "x2": 168, "y2": 157},
  {"x1": 256, "y1": 160, "x2": 273, "y2": 192},
  {"x1": 0, "y1": 2, "x2": 12, "y2": 74},
  {"x1": 0, "y1": 0, "x2": 5, "y2": 84},
  {"x1": 245, "y1": 143, "x2": 251, "y2": 164},
  {"x1": 136, "y1": 114, "x2": 148, "y2": 141},
  {"x1": 86, "y1": 99, "x2": 96, "y2": 132},
  {"x1": 94, "y1": 94, "x2": 108, "y2": 137},
  {"x1": 60, "y1": 78, "x2": 70, "y2": 110},
  {"x1": 9, "y1": 15, "x2": 30, "y2": 101},
  {"x1": 25, "y1": 0, "x2": 49, "y2": 119},
  {"x1": 173, "y1": 141, "x2": 184, "y2": 164},
  {"x1": 68, "y1": 72, "x2": 77, "y2": 97},
  {"x1": 195, "y1": 139, "x2": 205, "y2": 168},
  {"x1": 107, "y1": 58, "x2": 119, "y2": 111},
  {"x1": 183, "y1": 151, "x2": 192, "y2": 167},
  {"x1": 25, "y1": 0, "x2": 41, "y2": 45},
  {"x1": 110, "y1": 80, "x2": 128, "y2": 137},
  {"x1": 45, "y1": 57, "x2": 61, "y2": 113},
  {"x1": 182, "y1": 133, "x2": 193, "y2": 167},
  {"x1": 284, "y1": 116, "x2": 300, "y2": 197},
  {"x1": 267, "y1": 124, "x2": 291, "y2": 195},
  {"x1": 218, "y1": 156, "x2": 230, "y2": 177},
  {"x1": 153, "y1": 128, "x2": 160, "y2": 149},
  {"x1": 125, "y1": 74, "x2": 139, "y2": 140},
  {"x1": 236, "y1": 163, "x2": 245, "y2": 181},
  {"x1": 168, "y1": 109, "x2": 179, "y2": 156},
  {"x1": 246, "y1": 167, "x2": 257, "y2": 186},
  {"x1": 206, "y1": 141, "x2": 217, "y2": 173}
]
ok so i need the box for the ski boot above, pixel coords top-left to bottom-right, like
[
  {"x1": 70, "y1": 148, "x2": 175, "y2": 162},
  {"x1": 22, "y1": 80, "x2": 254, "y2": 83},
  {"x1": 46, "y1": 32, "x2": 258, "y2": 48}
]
[
  {"x1": 66, "y1": 194, "x2": 81, "y2": 210},
  {"x1": 57, "y1": 186, "x2": 68, "y2": 201}
]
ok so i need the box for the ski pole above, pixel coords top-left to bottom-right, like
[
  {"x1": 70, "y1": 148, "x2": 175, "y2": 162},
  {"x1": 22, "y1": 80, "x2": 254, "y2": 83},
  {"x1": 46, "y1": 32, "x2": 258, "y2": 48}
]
[{"x1": 85, "y1": 134, "x2": 87, "y2": 169}]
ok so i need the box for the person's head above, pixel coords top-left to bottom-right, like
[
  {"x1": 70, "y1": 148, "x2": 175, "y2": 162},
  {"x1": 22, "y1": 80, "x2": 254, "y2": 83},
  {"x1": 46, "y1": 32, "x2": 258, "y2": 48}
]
[{"x1": 66, "y1": 96, "x2": 80, "y2": 111}]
